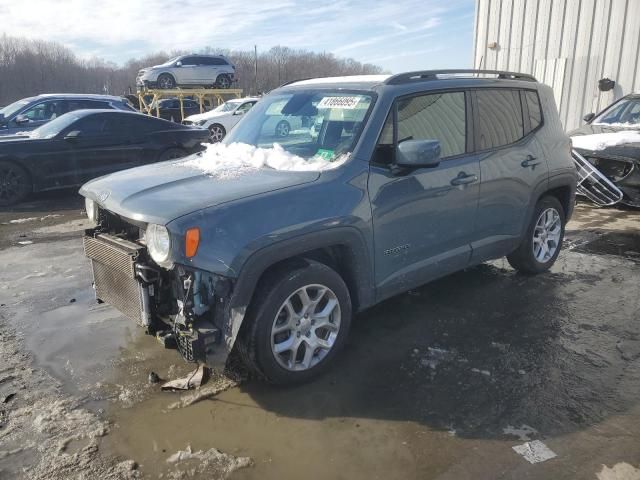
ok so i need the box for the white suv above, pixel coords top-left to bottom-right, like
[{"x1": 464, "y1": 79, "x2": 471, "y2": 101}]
[
  {"x1": 136, "y1": 54, "x2": 236, "y2": 90},
  {"x1": 183, "y1": 97, "x2": 260, "y2": 142}
]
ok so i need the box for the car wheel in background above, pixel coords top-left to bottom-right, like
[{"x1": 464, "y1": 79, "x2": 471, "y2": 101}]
[
  {"x1": 157, "y1": 74, "x2": 176, "y2": 89},
  {"x1": 158, "y1": 148, "x2": 187, "y2": 162},
  {"x1": 215, "y1": 74, "x2": 231, "y2": 89},
  {"x1": 507, "y1": 195, "x2": 566, "y2": 274},
  {"x1": 0, "y1": 160, "x2": 31, "y2": 207},
  {"x1": 209, "y1": 124, "x2": 226, "y2": 143},
  {"x1": 275, "y1": 120, "x2": 290, "y2": 137},
  {"x1": 238, "y1": 259, "x2": 352, "y2": 384}
]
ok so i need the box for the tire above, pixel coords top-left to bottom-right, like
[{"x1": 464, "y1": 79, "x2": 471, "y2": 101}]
[
  {"x1": 208, "y1": 124, "x2": 226, "y2": 143},
  {"x1": 507, "y1": 195, "x2": 566, "y2": 274},
  {"x1": 215, "y1": 74, "x2": 231, "y2": 89},
  {"x1": 157, "y1": 74, "x2": 176, "y2": 89},
  {"x1": 238, "y1": 260, "x2": 352, "y2": 384},
  {"x1": 0, "y1": 160, "x2": 31, "y2": 207},
  {"x1": 275, "y1": 120, "x2": 290, "y2": 137},
  {"x1": 158, "y1": 148, "x2": 187, "y2": 161}
]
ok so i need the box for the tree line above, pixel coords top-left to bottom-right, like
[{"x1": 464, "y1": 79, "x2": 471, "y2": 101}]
[{"x1": 0, "y1": 35, "x2": 384, "y2": 106}]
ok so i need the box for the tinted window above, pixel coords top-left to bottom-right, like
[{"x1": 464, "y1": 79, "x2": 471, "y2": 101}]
[
  {"x1": 210, "y1": 57, "x2": 228, "y2": 66},
  {"x1": 397, "y1": 92, "x2": 466, "y2": 158},
  {"x1": 181, "y1": 57, "x2": 198, "y2": 66},
  {"x1": 524, "y1": 90, "x2": 542, "y2": 132},
  {"x1": 21, "y1": 100, "x2": 65, "y2": 122},
  {"x1": 65, "y1": 100, "x2": 111, "y2": 112},
  {"x1": 476, "y1": 89, "x2": 524, "y2": 149},
  {"x1": 73, "y1": 115, "x2": 109, "y2": 135},
  {"x1": 115, "y1": 114, "x2": 158, "y2": 134}
]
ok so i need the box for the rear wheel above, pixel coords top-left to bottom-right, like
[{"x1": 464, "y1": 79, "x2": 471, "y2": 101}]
[
  {"x1": 0, "y1": 161, "x2": 31, "y2": 206},
  {"x1": 238, "y1": 260, "x2": 352, "y2": 384},
  {"x1": 507, "y1": 196, "x2": 566, "y2": 274},
  {"x1": 158, "y1": 148, "x2": 187, "y2": 161},
  {"x1": 157, "y1": 74, "x2": 176, "y2": 89},
  {"x1": 275, "y1": 120, "x2": 290, "y2": 137},
  {"x1": 215, "y1": 74, "x2": 231, "y2": 89},
  {"x1": 209, "y1": 124, "x2": 226, "y2": 143}
]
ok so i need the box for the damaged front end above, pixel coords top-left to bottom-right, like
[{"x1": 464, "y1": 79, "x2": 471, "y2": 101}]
[{"x1": 83, "y1": 210, "x2": 236, "y2": 366}]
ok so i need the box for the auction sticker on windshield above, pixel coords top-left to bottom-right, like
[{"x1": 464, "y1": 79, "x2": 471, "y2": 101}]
[{"x1": 317, "y1": 96, "x2": 361, "y2": 109}]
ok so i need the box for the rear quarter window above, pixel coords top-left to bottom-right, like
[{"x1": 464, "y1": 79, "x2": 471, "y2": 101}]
[
  {"x1": 476, "y1": 89, "x2": 524, "y2": 150},
  {"x1": 523, "y1": 90, "x2": 542, "y2": 133}
]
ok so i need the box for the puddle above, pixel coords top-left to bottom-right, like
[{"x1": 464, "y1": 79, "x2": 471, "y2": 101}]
[{"x1": 574, "y1": 232, "x2": 640, "y2": 260}]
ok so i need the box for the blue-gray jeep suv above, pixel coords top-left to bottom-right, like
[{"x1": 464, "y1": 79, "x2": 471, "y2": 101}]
[{"x1": 80, "y1": 70, "x2": 577, "y2": 384}]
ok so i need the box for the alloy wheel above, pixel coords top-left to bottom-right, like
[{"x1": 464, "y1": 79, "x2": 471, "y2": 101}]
[
  {"x1": 217, "y1": 75, "x2": 231, "y2": 89},
  {"x1": 276, "y1": 121, "x2": 290, "y2": 137},
  {"x1": 209, "y1": 125, "x2": 225, "y2": 142},
  {"x1": 270, "y1": 284, "x2": 341, "y2": 371},
  {"x1": 532, "y1": 207, "x2": 562, "y2": 263},
  {"x1": 0, "y1": 164, "x2": 28, "y2": 205}
]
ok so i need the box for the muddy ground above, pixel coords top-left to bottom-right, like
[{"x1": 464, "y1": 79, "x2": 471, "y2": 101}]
[{"x1": 0, "y1": 192, "x2": 639, "y2": 480}]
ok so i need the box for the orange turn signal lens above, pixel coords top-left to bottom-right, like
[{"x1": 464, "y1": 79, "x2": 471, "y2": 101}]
[{"x1": 185, "y1": 228, "x2": 200, "y2": 258}]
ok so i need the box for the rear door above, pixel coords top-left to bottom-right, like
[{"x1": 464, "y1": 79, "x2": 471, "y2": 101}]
[
  {"x1": 176, "y1": 56, "x2": 199, "y2": 84},
  {"x1": 368, "y1": 90, "x2": 481, "y2": 301},
  {"x1": 470, "y1": 88, "x2": 548, "y2": 262}
]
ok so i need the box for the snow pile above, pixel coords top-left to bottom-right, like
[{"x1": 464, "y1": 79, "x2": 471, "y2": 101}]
[
  {"x1": 183, "y1": 142, "x2": 349, "y2": 179},
  {"x1": 571, "y1": 130, "x2": 640, "y2": 151}
]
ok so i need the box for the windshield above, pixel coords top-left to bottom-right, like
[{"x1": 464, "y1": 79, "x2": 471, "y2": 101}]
[
  {"x1": 593, "y1": 97, "x2": 640, "y2": 126},
  {"x1": 223, "y1": 90, "x2": 374, "y2": 161},
  {"x1": 30, "y1": 112, "x2": 83, "y2": 139},
  {"x1": 214, "y1": 101, "x2": 242, "y2": 112},
  {"x1": 0, "y1": 99, "x2": 30, "y2": 118},
  {"x1": 157, "y1": 56, "x2": 180, "y2": 67}
]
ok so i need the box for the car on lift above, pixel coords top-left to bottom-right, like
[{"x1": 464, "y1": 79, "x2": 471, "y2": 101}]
[
  {"x1": 0, "y1": 110, "x2": 208, "y2": 206},
  {"x1": 149, "y1": 98, "x2": 202, "y2": 123},
  {"x1": 570, "y1": 93, "x2": 640, "y2": 207},
  {"x1": 136, "y1": 54, "x2": 236, "y2": 90},
  {"x1": 0, "y1": 94, "x2": 135, "y2": 137},
  {"x1": 80, "y1": 70, "x2": 576, "y2": 384}
]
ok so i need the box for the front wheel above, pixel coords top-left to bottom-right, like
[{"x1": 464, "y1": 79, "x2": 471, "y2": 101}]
[
  {"x1": 275, "y1": 120, "x2": 290, "y2": 137},
  {"x1": 238, "y1": 260, "x2": 352, "y2": 384},
  {"x1": 0, "y1": 161, "x2": 31, "y2": 206},
  {"x1": 208, "y1": 124, "x2": 226, "y2": 143},
  {"x1": 157, "y1": 74, "x2": 176, "y2": 89},
  {"x1": 507, "y1": 196, "x2": 566, "y2": 274}
]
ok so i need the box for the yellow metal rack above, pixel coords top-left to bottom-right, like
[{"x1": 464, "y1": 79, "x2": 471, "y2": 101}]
[{"x1": 137, "y1": 87, "x2": 243, "y2": 121}]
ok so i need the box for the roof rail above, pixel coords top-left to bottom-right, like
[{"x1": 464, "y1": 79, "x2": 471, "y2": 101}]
[
  {"x1": 385, "y1": 69, "x2": 537, "y2": 85},
  {"x1": 278, "y1": 77, "x2": 315, "y2": 88}
]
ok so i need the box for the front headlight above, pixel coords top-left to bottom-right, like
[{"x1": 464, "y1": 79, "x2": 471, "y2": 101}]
[
  {"x1": 146, "y1": 223, "x2": 172, "y2": 266},
  {"x1": 85, "y1": 198, "x2": 98, "y2": 223},
  {"x1": 197, "y1": 119, "x2": 207, "y2": 126}
]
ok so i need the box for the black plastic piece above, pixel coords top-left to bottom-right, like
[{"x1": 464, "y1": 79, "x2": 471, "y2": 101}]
[{"x1": 385, "y1": 69, "x2": 537, "y2": 85}]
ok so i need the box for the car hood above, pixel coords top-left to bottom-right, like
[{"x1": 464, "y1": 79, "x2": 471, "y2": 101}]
[
  {"x1": 79, "y1": 155, "x2": 320, "y2": 225},
  {"x1": 569, "y1": 124, "x2": 640, "y2": 158},
  {"x1": 185, "y1": 110, "x2": 229, "y2": 123}
]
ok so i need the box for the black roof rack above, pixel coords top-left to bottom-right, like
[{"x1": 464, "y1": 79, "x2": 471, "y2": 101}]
[
  {"x1": 385, "y1": 69, "x2": 537, "y2": 85},
  {"x1": 278, "y1": 77, "x2": 315, "y2": 87}
]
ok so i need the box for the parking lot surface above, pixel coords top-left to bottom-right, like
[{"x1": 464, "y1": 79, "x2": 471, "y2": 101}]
[{"x1": 0, "y1": 194, "x2": 639, "y2": 479}]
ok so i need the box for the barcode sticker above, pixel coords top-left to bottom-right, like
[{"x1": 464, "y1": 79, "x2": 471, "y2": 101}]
[{"x1": 317, "y1": 96, "x2": 361, "y2": 109}]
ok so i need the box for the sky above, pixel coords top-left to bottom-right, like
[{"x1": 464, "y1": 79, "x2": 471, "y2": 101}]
[{"x1": 0, "y1": 0, "x2": 475, "y2": 73}]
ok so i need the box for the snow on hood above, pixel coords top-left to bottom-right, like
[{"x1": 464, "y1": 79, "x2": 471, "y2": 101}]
[
  {"x1": 182, "y1": 142, "x2": 349, "y2": 179},
  {"x1": 571, "y1": 130, "x2": 640, "y2": 151}
]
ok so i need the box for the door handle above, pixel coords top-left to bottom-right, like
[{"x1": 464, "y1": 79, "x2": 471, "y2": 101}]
[
  {"x1": 450, "y1": 172, "x2": 478, "y2": 186},
  {"x1": 521, "y1": 155, "x2": 541, "y2": 168}
]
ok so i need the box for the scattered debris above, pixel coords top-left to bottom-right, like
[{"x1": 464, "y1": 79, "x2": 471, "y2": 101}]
[
  {"x1": 2, "y1": 393, "x2": 16, "y2": 403},
  {"x1": 512, "y1": 440, "x2": 557, "y2": 464},
  {"x1": 39, "y1": 214, "x2": 62, "y2": 221},
  {"x1": 419, "y1": 347, "x2": 455, "y2": 370},
  {"x1": 9, "y1": 217, "x2": 38, "y2": 224},
  {"x1": 471, "y1": 368, "x2": 491, "y2": 377},
  {"x1": 161, "y1": 364, "x2": 205, "y2": 391},
  {"x1": 148, "y1": 372, "x2": 161, "y2": 384},
  {"x1": 166, "y1": 445, "x2": 252, "y2": 479},
  {"x1": 503, "y1": 424, "x2": 538, "y2": 441},
  {"x1": 18, "y1": 240, "x2": 34, "y2": 245},
  {"x1": 167, "y1": 373, "x2": 240, "y2": 410},
  {"x1": 69, "y1": 298, "x2": 76, "y2": 304}
]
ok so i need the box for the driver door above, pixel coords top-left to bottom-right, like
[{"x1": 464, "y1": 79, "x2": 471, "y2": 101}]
[{"x1": 368, "y1": 90, "x2": 481, "y2": 302}]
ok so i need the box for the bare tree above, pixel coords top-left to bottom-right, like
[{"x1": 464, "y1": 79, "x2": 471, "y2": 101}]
[{"x1": 0, "y1": 34, "x2": 386, "y2": 106}]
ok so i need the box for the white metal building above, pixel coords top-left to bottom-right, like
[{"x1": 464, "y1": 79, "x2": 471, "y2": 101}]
[{"x1": 473, "y1": 0, "x2": 640, "y2": 131}]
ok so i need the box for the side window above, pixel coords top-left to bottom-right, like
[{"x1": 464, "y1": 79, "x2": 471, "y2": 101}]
[
  {"x1": 73, "y1": 116, "x2": 108, "y2": 135},
  {"x1": 21, "y1": 101, "x2": 64, "y2": 122},
  {"x1": 211, "y1": 57, "x2": 227, "y2": 66},
  {"x1": 476, "y1": 89, "x2": 524, "y2": 150},
  {"x1": 237, "y1": 102, "x2": 255, "y2": 113},
  {"x1": 181, "y1": 57, "x2": 198, "y2": 66},
  {"x1": 524, "y1": 90, "x2": 542, "y2": 133},
  {"x1": 397, "y1": 92, "x2": 466, "y2": 158}
]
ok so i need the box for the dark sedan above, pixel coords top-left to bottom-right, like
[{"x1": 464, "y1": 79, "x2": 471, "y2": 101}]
[
  {"x1": 570, "y1": 94, "x2": 640, "y2": 207},
  {"x1": 150, "y1": 98, "x2": 201, "y2": 122},
  {"x1": 0, "y1": 109, "x2": 209, "y2": 206}
]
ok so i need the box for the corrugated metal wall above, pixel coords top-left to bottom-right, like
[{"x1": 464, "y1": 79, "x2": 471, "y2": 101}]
[{"x1": 473, "y1": 0, "x2": 640, "y2": 131}]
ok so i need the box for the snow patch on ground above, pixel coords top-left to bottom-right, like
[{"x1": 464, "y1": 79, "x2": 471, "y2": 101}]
[
  {"x1": 572, "y1": 131, "x2": 640, "y2": 151},
  {"x1": 166, "y1": 445, "x2": 252, "y2": 479},
  {"x1": 183, "y1": 142, "x2": 349, "y2": 179},
  {"x1": 597, "y1": 462, "x2": 640, "y2": 480},
  {"x1": 503, "y1": 424, "x2": 539, "y2": 441}
]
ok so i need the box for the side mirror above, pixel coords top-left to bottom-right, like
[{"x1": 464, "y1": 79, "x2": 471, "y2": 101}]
[
  {"x1": 176, "y1": 61, "x2": 182, "y2": 67},
  {"x1": 395, "y1": 139, "x2": 441, "y2": 168},
  {"x1": 234, "y1": 109, "x2": 245, "y2": 116},
  {"x1": 15, "y1": 114, "x2": 29, "y2": 125},
  {"x1": 64, "y1": 130, "x2": 81, "y2": 141},
  {"x1": 583, "y1": 112, "x2": 595, "y2": 123}
]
